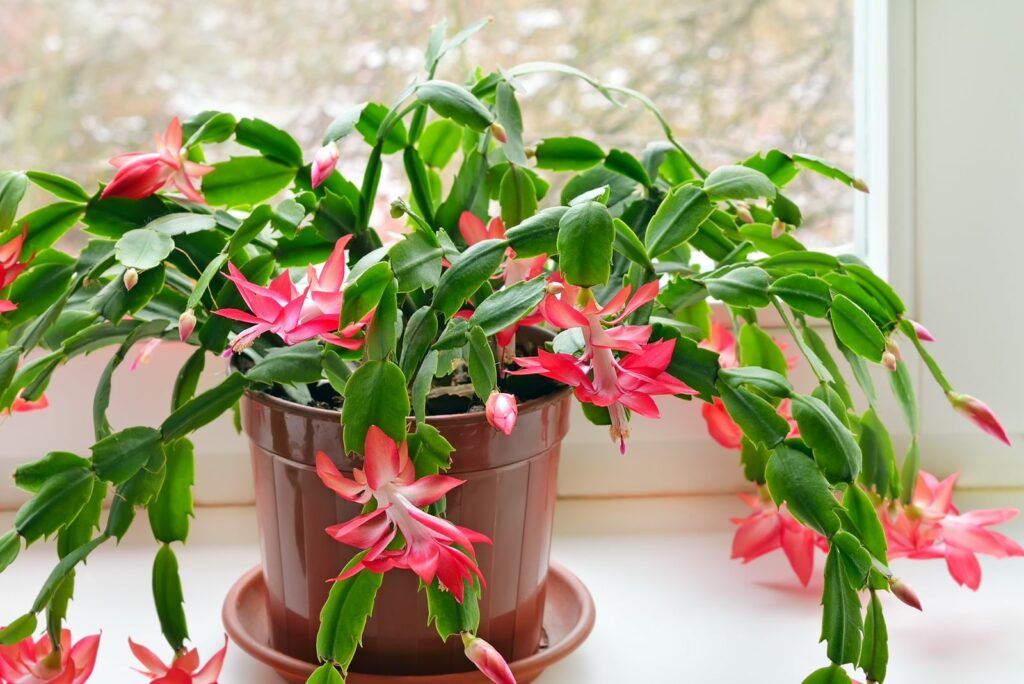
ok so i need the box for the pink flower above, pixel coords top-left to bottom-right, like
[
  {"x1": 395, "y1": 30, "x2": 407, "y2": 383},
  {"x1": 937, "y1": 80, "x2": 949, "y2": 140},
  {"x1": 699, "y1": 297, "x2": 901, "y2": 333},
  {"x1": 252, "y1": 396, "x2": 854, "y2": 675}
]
[
  {"x1": 2, "y1": 391, "x2": 49, "y2": 415},
  {"x1": 515, "y1": 279, "x2": 696, "y2": 452},
  {"x1": 514, "y1": 281, "x2": 695, "y2": 452},
  {"x1": 129, "y1": 638, "x2": 227, "y2": 684},
  {"x1": 698, "y1": 322, "x2": 798, "y2": 448},
  {"x1": 884, "y1": 471, "x2": 1024, "y2": 590},
  {"x1": 909, "y1": 319, "x2": 934, "y2": 342},
  {"x1": 702, "y1": 398, "x2": 743, "y2": 450},
  {"x1": 462, "y1": 634, "x2": 515, "y2": 684},
  {"x1": 730, "y1": 487, "x2": 828, "y2": 586},
  {"x1": 0, "y1": 630, "x2": 100, "y2": 684},
  {"x1": 0, "y1": 226, "x2": 33, "y2": 313},
  {"x1": 947, "y1": 392, "x2": 1011, "y2": 446},
  {"x1": 101, "y1": 118, "x2": 213, "y2": 204},
  {"x1": 316, "y1": 426, "x2": 491, "y2": 602},
  {"x1": 459, "y1": 213, "x2": 547, "y2": 363},
  {"x1": 130, "y1": 339, "x2": 163, "y2": 371},
  {"x1": 214, "y1": 237, "x2": 366, "y2": 352},
  {"x1": 311, "y1": 142, "x2": 340, "y2": 189},
  {"x1": 485, "y1": 392, "x2": 518, "y2": 435}
]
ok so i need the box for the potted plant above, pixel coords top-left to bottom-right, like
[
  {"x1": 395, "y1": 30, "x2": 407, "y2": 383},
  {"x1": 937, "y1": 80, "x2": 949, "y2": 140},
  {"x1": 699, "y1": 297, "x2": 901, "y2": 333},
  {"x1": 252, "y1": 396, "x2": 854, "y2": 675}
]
[{"x1": 0, "y1": 18, "x2": 1014, "y2": 684}]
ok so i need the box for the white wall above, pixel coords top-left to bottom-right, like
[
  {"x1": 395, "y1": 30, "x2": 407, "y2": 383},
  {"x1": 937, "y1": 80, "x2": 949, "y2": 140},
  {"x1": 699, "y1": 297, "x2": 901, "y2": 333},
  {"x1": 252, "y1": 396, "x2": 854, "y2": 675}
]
[
  {"x1": 1, "y1": 0, "x2": 1021, "y2": 508},
  {"x1": 910, "y1": 0, "x2": 1024, "y2": 485}
]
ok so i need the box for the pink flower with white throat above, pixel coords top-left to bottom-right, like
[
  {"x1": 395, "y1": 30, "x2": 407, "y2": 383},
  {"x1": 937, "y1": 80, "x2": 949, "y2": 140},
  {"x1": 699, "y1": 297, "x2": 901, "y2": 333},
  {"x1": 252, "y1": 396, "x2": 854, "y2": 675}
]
[
  {"x1": 513, "y1": 278, "x2": 696, "y2": 453},
  {"x1": 101, "y1": 118, "x2": 213, "y2": 204},
  {"x1": 311, "y1": 141, "x2": 340, "y2": 189},
  {"x1": 947, "y1": 391, "x2": 1012, "y2": 446},
  {"x1": 485, "y1": 392, "x2": 518, "y2": 435},
  {"x1": 0, "y1": 629, "x2": 100, "y2": 684},
  {"x1": 884, "y1": 470, "x2": 1024, "y2": 590},
  {"x1": 316, "y1": 426, "x2": 491, "y2": 602},
  {"x1": 129, "y1": 637, "x2": 227, "y2": 683},
  {"x1": 462, "y1": 633, "x2": 515, "y2": 684},
  {"x1": 214, "y1": 236, "x2": 366, "y2": 352}
]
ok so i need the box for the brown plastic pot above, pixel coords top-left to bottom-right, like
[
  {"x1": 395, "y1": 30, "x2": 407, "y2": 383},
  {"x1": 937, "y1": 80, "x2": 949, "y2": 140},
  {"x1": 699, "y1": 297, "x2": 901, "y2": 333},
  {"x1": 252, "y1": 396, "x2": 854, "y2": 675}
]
[{"x1": 240, "y1": 353, "x2": 572, "y2": 676}]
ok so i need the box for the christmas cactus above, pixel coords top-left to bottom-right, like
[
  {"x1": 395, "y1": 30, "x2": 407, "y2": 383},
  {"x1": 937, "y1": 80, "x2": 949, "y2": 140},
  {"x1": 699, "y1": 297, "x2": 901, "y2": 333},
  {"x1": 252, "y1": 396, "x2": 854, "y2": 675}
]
[{"x1": 0, "y1": 18, "x2": 1012, "y2": 684}]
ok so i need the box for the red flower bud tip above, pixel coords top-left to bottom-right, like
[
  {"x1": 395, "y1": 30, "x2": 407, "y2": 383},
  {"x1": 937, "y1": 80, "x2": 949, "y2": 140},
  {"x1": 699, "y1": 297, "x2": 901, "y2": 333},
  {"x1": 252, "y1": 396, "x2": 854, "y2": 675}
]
[
  {"x1": 462, "y1": 633, "x2": 516, "y2": 684},
  {"x1": 948, "y1": 392, "x2": 1012, "y2": 446},
  {"x1": 735, "y1": 203, "x2": 754, "y2": 224},
  {"x1": 853, "y1": 178, "x2": 870, "y2": 193},
  {"x1": 311, "y1": 141, "x2": 340, "y2": 189},
  {"x1": 123, "y1": 268, "x2": 139, "y2": 291},
  {"x1": 485, "y1": 391, "x2": 518, "y2": 436},
  {"x1": 490, "y1": 122, "x2": 508, "y2": 144},
  {"x1": 771, "y1": 218, "x2": 786, "y2": 239},
  {"x1": 178, "y1": 309, "x2": 197, "y2": 342},
  {"x1": 889, "y1": 577, "x2": 923, "y2": 611},
  {"x1": 910, "y1": 319, "x2": 935, "y2": 342}
]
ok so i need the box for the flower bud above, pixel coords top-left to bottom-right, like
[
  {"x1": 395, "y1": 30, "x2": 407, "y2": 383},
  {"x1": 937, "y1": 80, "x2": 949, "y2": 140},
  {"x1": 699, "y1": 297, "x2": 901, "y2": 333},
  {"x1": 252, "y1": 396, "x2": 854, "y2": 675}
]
[
  {"x1": 123, "y1": 268, "x2": 139, "y2": 291},
  {"x1": 771, "y1": 218, "x2": 786, "y2": 239},
  {"x1": 885, "y1": 338, "x2": 902, "y2": 362},
  {"x1": 524, "y1": 145, "x2": 537, "y2": 159},
  {"x1": 544, "y1": 281, "x2": 564, "y2": 296},
  {"x1": 909, "y1": 319, "x2": 934, "y2": 342},
  {"x1": 462, "y1": 633, "x2": 515, "y2": 684},
  {"x1": 389, "y1": 200, "x2": 406, "y2": 219},
  {"x1": 881, "y1": 351, "x2": 898, "y2": 372},
  {"x1": 735, "y1": 202, "x2": 754, "y2": 224},
  {"x1": 311, "y1": 141, "x2": 340, "y2": 189},
  {"x1": 490, "y1": 122, "x2": 508, "y2": 144},
  {"x1": 852, "y1": 178, "x2": 870, "y2": 193},
  {"x1": 485, "y1": 391, "x2": 518, "y2": 436},
  {"x1": 178, "y1": 309, "x2": 197, "y2": 342},
  {"x1": 889, "y1": 577, "x2": 923, "y2": 611},
  {"x1": 947, "y1": 391, "x2": 1012, "y2": 446}
]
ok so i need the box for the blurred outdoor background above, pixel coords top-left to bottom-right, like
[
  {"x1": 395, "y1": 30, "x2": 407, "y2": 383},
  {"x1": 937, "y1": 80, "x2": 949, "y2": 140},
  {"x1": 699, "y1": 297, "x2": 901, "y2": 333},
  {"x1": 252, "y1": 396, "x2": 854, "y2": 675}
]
[{"x1": 0, "y1": 0, "x2": 854, "y2": 249}]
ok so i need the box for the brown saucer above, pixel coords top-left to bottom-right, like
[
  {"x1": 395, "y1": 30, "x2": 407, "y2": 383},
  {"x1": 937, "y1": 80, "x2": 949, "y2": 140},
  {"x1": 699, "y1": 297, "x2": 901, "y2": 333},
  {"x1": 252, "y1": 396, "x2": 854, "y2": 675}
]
[{"x1": 222, "y1": 562, "x2": 595, "y2": 683}]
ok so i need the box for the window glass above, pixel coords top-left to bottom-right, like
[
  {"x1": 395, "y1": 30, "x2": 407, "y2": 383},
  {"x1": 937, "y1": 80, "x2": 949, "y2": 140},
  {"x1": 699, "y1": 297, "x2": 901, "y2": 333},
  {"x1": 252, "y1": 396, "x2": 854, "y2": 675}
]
[{"x1": 1, "y1": 0, "x2": 854, "y2": 249}]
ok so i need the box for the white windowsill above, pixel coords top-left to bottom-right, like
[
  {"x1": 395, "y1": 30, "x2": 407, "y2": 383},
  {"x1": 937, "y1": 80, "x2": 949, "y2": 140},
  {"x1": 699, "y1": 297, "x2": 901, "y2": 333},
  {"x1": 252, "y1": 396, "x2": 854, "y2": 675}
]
[{"x1": 2, "y1": 492, "x2": 1022, "y2": 682}]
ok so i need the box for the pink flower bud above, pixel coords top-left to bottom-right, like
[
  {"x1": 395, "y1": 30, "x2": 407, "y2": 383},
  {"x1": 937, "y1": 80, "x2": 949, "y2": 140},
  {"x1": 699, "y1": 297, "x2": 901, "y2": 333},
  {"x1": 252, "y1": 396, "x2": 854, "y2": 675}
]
[
  {"x1": 490, "y1": 122, "x2": 508, "y2": 144},
  {"x1": 311, "y1": 141, "x2": 340, "y2": 189},
  {"x1": 909, "y1": 319, "x2": 934, "y2": 342},
  {"x1": 771, "y1": 218, "x2": 786, "y2": 239},
  {"x1": 852, "y1": 178, "x2": 870, "y2": 193},
  {"x1": 948, "y1": 392, "x2": 1012, "y2": 446},
  {"x1": 462, "y1": 633, "x2": 516, "y2": 684},
  {"x1": 485, "y1": 392, "x2": 518, "y2": 436},
  {"x1": 123, "y1": 268, "x2": 139, "y2": 291},
  {"x1": 178, "y1": 309, "x2": 197, "y2": 342},
  {"x1": 735, "y1": 203, "x2": 754, "y2": 224},
  {"x1": 881, "y1": 351, "x2": 898, "y2": 372},
  {"x1": 889, "y1": 577, "x2": 923, "y2": 611}
]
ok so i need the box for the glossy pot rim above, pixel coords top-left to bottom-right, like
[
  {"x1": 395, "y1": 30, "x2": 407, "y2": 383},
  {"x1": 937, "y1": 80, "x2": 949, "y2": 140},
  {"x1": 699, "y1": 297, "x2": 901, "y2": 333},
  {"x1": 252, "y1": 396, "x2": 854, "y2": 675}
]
[
  {"x1": 242, "y1": 382, "x2": 573, "y2": 427},
  {"x1": 236, "y1": 325, "x2": 571, "y2": 428}
]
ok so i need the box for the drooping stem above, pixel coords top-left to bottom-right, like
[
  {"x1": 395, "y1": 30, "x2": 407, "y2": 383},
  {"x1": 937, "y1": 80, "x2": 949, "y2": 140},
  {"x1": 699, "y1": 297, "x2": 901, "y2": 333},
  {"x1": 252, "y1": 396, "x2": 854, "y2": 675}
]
[{"x1": 771, "y1": 297, "x2": 832, "y2": 385}]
